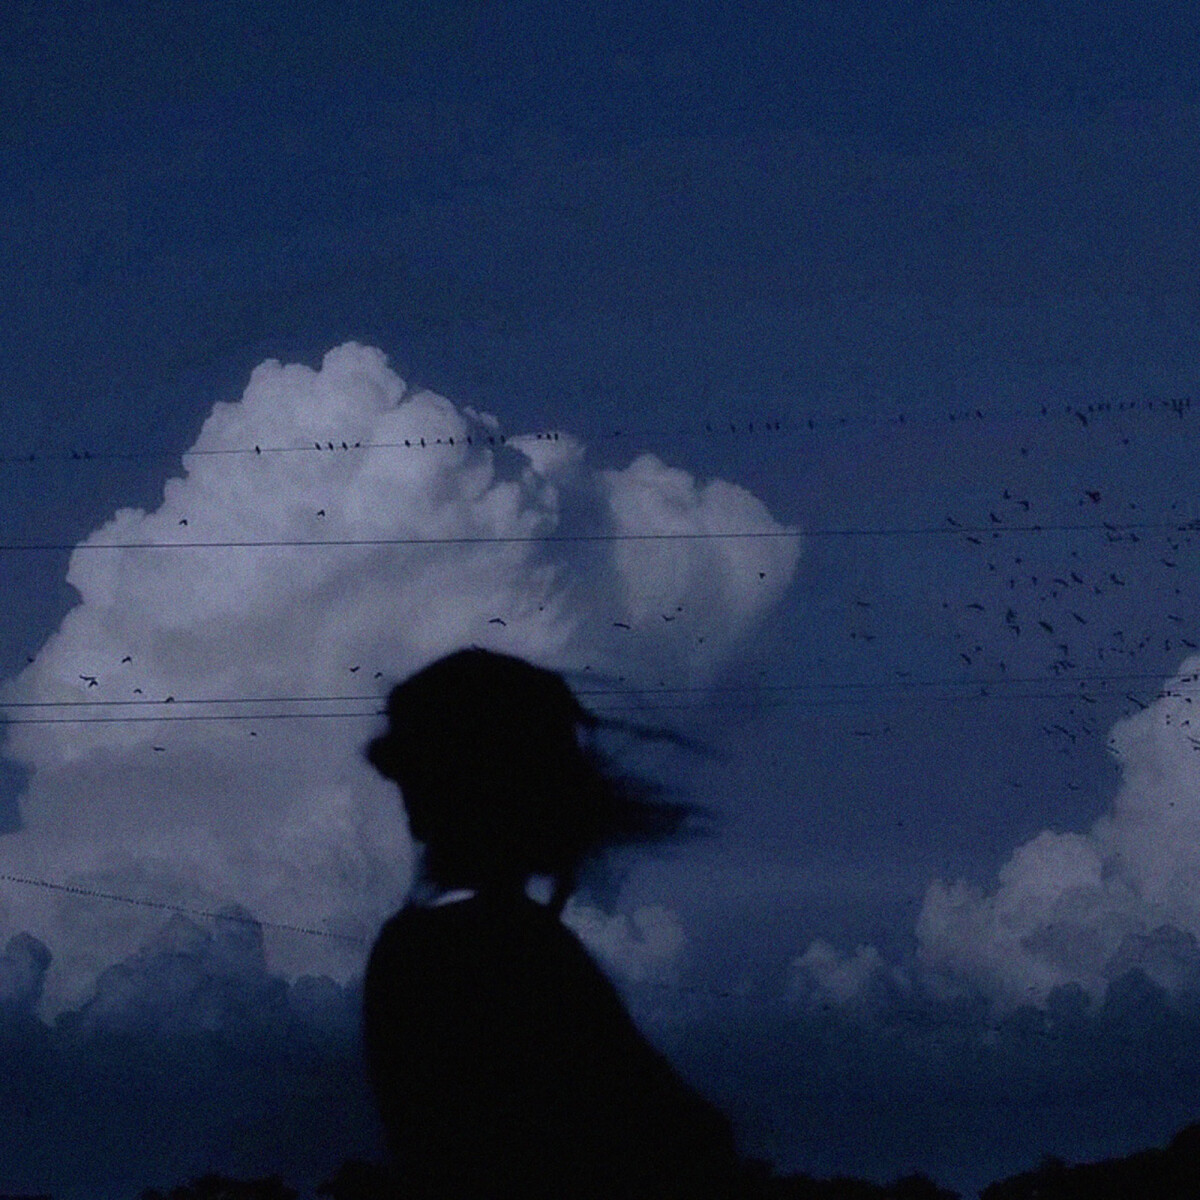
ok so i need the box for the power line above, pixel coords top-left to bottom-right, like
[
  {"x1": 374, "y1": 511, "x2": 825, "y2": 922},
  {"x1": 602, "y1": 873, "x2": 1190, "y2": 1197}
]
[
  {"x1": 1, "y1": 710, "x2": 385, "y2": 726},
  {"x1": 0, "y1": 529, "x2": 802, "y2": 553},
  {"x1": 1, "y1": 669, "x2": 1193, "y2": 711},
  {"x1": 2, "y1": 692, "x2": 392, "y2": 709},
  {"x1": 0, "y1": 391, "x2": 1192, "y2": 468},
  {"x1": 0, "y1": 873, "x2": 367, "y2": 944},
  {"x1": 4, "y1": 687, "x2": 1194, "y2": 726},
  {"x1": 1, "y1": 518, "x2": 1199, "y2": 554}
]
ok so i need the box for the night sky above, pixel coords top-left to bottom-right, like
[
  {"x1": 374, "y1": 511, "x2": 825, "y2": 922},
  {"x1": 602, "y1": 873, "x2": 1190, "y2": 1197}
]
[{"x1": 3, "y1": 3, "x2": 1200, "y2": 1196}]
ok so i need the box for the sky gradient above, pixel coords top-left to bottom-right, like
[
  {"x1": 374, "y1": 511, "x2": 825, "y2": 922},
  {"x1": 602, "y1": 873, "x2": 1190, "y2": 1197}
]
[{"x1": 3, "y1": 3, "x2": 1200, "y2": 1196}]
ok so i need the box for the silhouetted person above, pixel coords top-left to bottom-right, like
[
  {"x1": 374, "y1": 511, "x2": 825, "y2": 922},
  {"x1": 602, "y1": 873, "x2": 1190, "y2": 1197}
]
[{"x1": 362, "y1": 648, "x2": 750, "y2": 1199}]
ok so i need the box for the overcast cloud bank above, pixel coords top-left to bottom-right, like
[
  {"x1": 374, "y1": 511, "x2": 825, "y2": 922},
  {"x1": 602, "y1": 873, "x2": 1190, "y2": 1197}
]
[{"x1": 0, "y1": 342, "x2": 800, "y2": 1015}]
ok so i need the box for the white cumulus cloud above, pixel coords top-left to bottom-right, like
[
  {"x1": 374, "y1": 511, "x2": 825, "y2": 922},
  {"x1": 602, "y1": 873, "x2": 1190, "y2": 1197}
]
[
  {"x1": 917, "y1": 657, "x2": 1200, "y2": 1006},
  {"x1": 0, "y1": 342, "x2": 800, "y2": 1014},
  {"x1": 788, "y1": 939, "x2": 909, "y2": 1010},
  {"x1": 563, "y1": 901, "x2": 687, "y2": 985}
]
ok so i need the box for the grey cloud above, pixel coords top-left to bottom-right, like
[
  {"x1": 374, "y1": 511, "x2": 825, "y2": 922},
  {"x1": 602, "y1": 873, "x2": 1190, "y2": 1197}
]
[
  {"x1": 63, "y1": 906, "x2": 287, "y2": 1038},
  {"x1": 915, "y1": 656, "x2": 1200, "y2": 1006},
  {"x1": 0, "y1": 931, "x2": 51, "y2": 1016}
]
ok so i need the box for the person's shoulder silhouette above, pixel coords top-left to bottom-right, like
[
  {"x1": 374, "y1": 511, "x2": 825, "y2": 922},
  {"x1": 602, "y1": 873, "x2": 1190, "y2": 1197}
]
[{"x1": 361, "y1": 648, "x2": 749, "y2": 1200}]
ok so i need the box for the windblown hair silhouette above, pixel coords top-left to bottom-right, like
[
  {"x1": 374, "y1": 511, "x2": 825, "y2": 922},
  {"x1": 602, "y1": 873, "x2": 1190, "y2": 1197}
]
[
  {"x1": 364, "y1": 647, "x2": 707, "y2": 914},
  {"x1": 361, "y1": 647, "x2": 749, "y2": 1199}
]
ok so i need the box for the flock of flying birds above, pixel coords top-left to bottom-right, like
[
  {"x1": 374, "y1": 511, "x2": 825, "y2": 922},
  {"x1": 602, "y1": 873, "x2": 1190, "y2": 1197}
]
[
  {"x1": 832, "y1": 476, "x2": 1200, "y2": 786},
  {"x1": 50, "y1": 476, "x2": 1197, "y2": 780},
  {"x1": 41, "y1": 531, "x2": 767, "y2": 753}
]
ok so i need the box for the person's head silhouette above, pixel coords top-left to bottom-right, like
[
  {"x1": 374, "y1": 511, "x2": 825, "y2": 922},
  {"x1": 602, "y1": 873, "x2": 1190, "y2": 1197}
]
[{"x1": 366, "y1": 647, "x2": 703, "y2": 913}]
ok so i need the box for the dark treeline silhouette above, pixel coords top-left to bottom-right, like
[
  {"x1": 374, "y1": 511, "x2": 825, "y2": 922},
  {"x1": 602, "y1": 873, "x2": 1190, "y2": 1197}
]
[
  {"x1": 311, "y1": 1158, "x2": 958, "y2": 1200},
  {"x1": 129, "y1": 1123, "x2": 1200, "y2": 1200},
  {"x1": 133, "y1": 1162, "x2": 960, "y2": 1200},
  {"x1": 979, "y1": 1122, "x2": 1200, "y2": 1199},
  {"x1": 138, "y1": 1175, "x2": 297, "y2": 1200},
  {"x1": 127, "y1": 1160, "x2": 961, "y2": 1200},
  {"x1": 755, "y1": 1178, "x2": 956, "y2": 1200}
]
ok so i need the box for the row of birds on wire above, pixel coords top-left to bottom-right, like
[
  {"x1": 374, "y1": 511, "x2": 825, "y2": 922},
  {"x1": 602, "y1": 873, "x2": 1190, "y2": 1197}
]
[{"x1": 0, "y1": 390, "x2": 1193, "y2": 467}]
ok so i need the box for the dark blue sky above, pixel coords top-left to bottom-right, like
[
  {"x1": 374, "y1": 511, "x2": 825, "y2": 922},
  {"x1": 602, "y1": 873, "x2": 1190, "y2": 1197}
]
[{"x1": 3, "y1": 2, "x2": 1200, "y2": 1194}]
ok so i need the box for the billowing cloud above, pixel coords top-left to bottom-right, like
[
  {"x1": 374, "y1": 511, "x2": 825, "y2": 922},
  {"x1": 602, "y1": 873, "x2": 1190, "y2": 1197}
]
[
  {"x1": 0, "y1": 931, "x2": 51, "y2": 1017},
  {"x1": 0, "y1": 342, "x2": 800, "y2": 1014},
  {"x1": 63, "y1": 906, "x2": 287, "y2": 1038},
  {"x1": 916, "y1": 658, "x2": 1200, "y2": 1006},
  {"x1": 788, "y1": 939, "x2": 910, "y2": 1012},
  {"x1": 562, "y1": 901, "x2": 686, "y2": 985}
]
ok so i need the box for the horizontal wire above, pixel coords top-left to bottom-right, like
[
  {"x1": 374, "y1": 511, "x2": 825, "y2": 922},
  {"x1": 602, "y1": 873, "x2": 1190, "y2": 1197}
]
[
  {"x1": 0, "y1": 529, "x2": 802, "y2": 552},
  {"x1": 1, "y1": 517, "x2": 1198, "y2": 553},
  {"x1": 0, "y1": 873, "x2": 367, "y2": 944},
  {"x1": 0, "y1": 391, "x2": 1192, "y2": 468},
  {"x1": 2, "y1": 692, "x2": 392, "y2": 709},
  {"x1": 2, "y1": 710, "x2": 385, "y2": 726},
  {"x1": 4, "y1": 689, "x2": 1195, "y2": 726},
  {"x1": 1, "y1": 669, "x2": 1193, "y2": 710}
]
